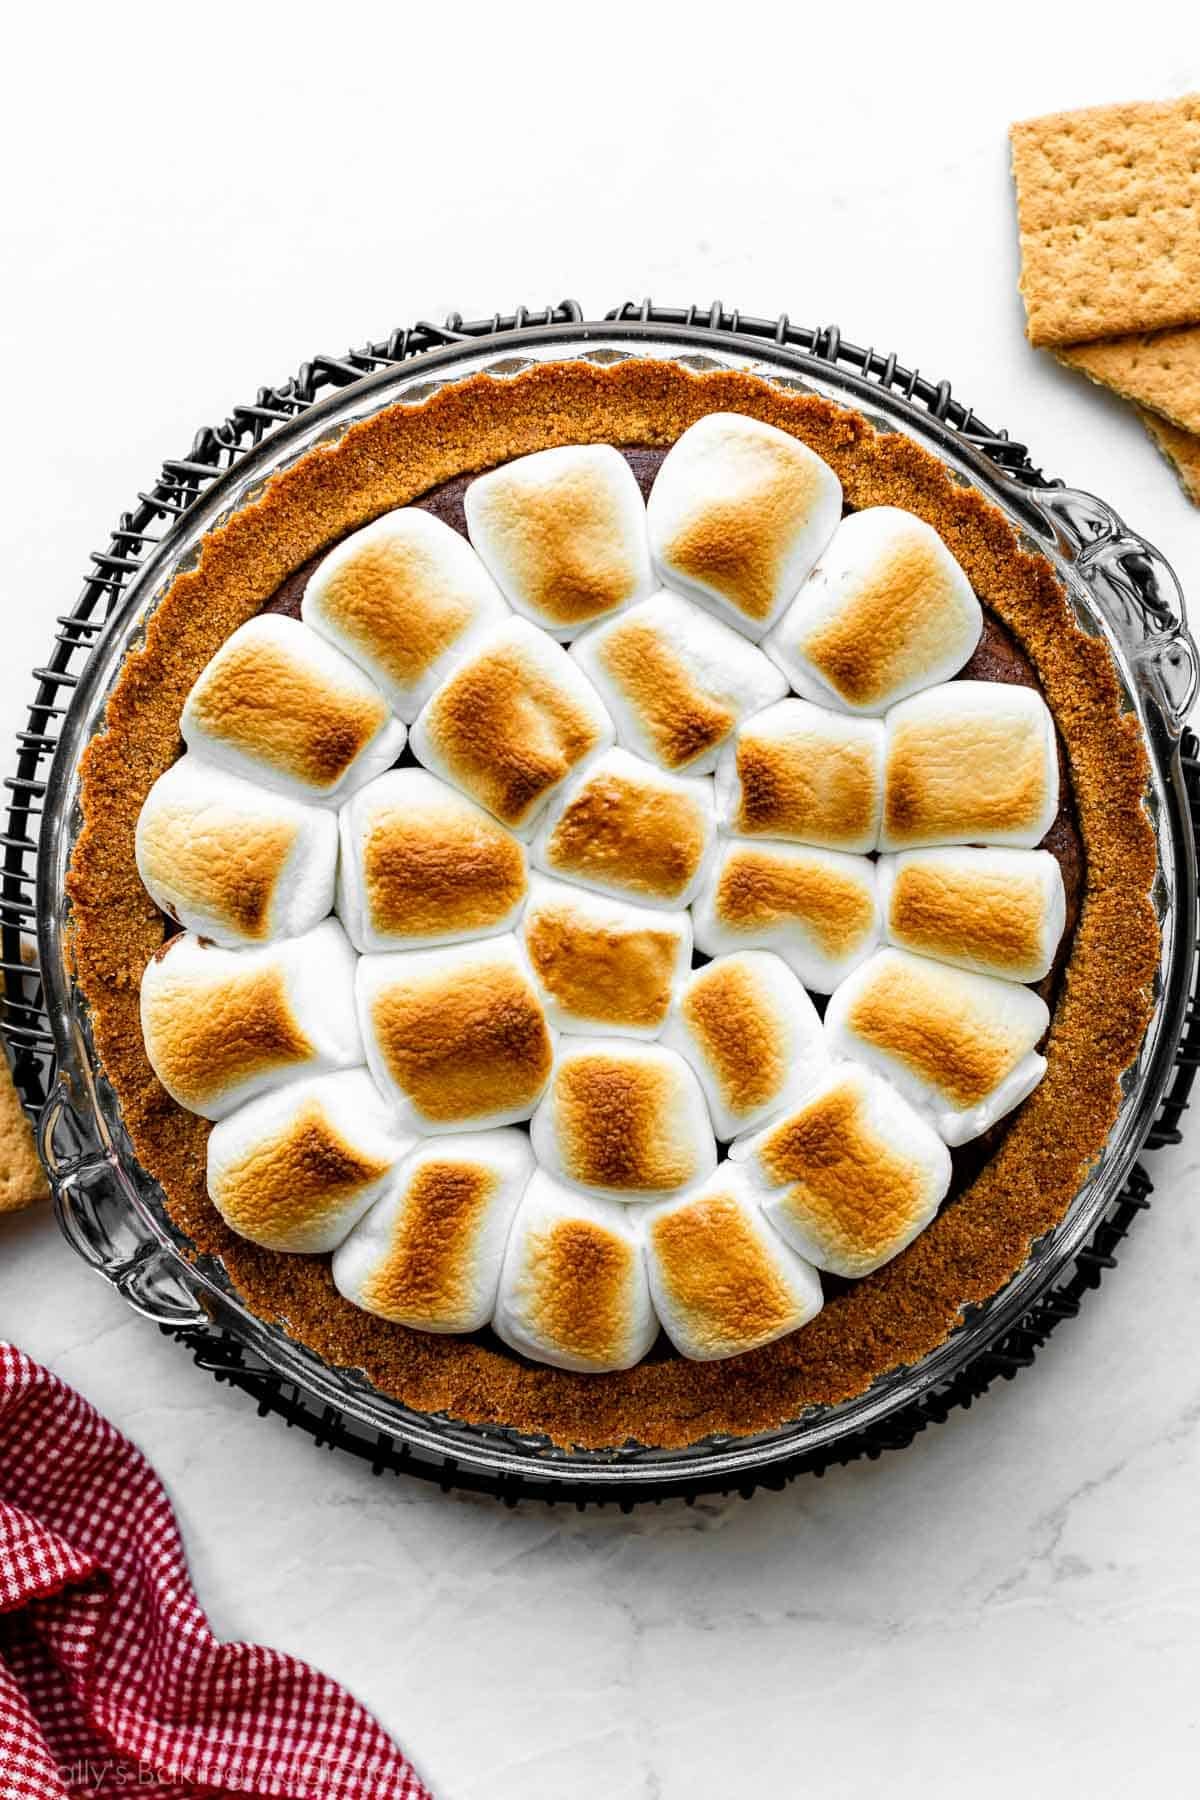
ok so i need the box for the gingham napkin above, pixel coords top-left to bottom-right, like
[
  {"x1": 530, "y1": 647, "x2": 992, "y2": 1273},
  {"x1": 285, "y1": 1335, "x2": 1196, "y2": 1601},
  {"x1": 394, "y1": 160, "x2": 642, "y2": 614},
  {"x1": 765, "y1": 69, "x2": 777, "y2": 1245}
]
[{"x1": 0, "y1": 1343, "x2": 432, "y2": 1799}]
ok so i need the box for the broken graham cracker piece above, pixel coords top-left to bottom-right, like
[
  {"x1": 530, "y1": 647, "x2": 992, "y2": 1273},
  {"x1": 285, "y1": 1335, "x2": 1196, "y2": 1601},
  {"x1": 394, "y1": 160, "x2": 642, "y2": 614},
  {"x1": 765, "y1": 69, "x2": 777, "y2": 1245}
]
[
  {"x1": 1011, "y1": 94, "x2": 1200, "y2": 347},
  {"x1": 1139, "y1": 407, "x2": 1200, "y2": 504},
  {"x1": 1058, "y1": 324, "x2": 1200, "y2": 436},
  {"x1": 0, "y1": 1054, "x2": 47, "y2": 1213}
]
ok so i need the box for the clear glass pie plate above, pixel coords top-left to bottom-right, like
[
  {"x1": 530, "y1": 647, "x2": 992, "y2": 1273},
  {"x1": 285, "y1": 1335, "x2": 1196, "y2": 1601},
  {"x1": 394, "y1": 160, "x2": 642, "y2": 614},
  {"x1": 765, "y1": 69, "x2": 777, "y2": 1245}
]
[{"x1": 34, "y1": 319, "x2": 1200, "y2": 1489}]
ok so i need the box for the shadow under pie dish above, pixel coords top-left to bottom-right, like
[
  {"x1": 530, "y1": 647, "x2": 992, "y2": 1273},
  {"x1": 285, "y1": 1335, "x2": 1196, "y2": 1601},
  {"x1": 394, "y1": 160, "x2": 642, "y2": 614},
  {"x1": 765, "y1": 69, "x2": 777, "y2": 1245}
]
[{"x1": 62, "y1": 351, "x2": 1166, "y2": 1454}]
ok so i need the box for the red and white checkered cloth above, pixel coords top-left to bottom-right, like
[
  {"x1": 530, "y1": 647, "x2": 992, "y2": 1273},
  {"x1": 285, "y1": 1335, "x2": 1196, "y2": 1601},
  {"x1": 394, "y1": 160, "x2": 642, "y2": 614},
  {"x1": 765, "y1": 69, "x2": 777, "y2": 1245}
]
[{"x1": 0, "y1": 1343, "x2": 432, "y2": 1799}]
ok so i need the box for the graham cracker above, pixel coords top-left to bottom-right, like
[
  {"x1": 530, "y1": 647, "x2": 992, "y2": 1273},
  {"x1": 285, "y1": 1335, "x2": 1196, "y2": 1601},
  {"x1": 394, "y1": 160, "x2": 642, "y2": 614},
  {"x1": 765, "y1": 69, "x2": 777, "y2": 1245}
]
[
  {"x1": 0, "y1": 1054, "x2": 47, "y2": 1213},
  {"x1": 1059, "y1": 324, "x2": 1200, "y2": 435},
  {"x1": 1139, "y1": 406, "x2": 1200, "y2": 504},
  {"x1": 1011, "y1": 94, "x2": 1200, "y2": 347}
]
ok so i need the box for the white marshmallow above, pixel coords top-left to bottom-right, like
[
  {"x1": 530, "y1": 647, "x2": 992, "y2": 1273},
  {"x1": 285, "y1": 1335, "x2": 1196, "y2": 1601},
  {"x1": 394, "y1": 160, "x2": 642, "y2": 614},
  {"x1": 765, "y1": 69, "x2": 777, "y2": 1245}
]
[
  {"x1": 530, "y1": 1035, "x2": 717, "y2": 1202},
  {"x1": 647, "y1": 412, "x2": 843, "y2": 638},
  {"x1": 520, "y1": 874, "x2": 691, "y2": 1038},
  {"x1": 660, "y1": 951, "x2": 828, "y2": 1140},
  {"x1": 692, "y1": 839, "x2": 880, "y2": 993},
  {"x1": 570, "y1": 589, "x2": 787, "y2": 774},
  {"x1": 180, "y1": 614, "x2": 407, "y2": 804},
  {"x1": 878, "y1": 845, "x2": 1067, "y2": 983},
  {"x1": 301, "y1": 507, "x2": 510, "y2": 721},
  {"x1": 206, "y1": 1068, "x2": 412, "y2": 1253},
  {"x1": 531, "y1": 746, "x2": 717, "y2": 908},
  {"x1": 464, "y1": 444, "x2": 655, "y2": 637},
  {"x1": 643, "y1": 1166, "x2": 823, "y2": 1360},
  {"x1": 764, "y1": 506, "x2": 982, "y2": 714},
  {"x1": 714, "y1": 698, "x2": 885, "y2": 853},
  {"x1": 823, "y1": 946, "x2": 1050, "y2": 1146},
  {"x1": 332, "y1": 1129, "x2": 534, "y2": 1332},
  {"x1": 336, "y1": 767, "x2": 527, "y2": 953},
  {"x1": 135, "y1": 754, "x2": 337, "y2": 946},
  {"x1": 139, "y1": 919, "x2": 362, "y2": 1121},
  {"x1": 355, "y1": 933, "x2": 554, "y2": 1134},
  {"x1": 879, "y1": 680, "x2": 1060, "y2": 851},
  {"x1": 492, "y1": 1171, "x2": 658, "y2": 1372},
  {"x1": 410, "y1": 616, "x2": 614, "y2": 834},
  {"x1": 732, "y1": 1063, "x2": 951, "y2": 1278}
]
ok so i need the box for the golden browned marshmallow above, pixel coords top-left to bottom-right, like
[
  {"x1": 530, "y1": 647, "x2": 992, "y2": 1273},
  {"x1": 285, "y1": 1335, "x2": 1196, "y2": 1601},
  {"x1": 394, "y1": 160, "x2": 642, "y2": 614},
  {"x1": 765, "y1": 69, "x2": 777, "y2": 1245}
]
[
  {"x1": 764, "y1": 507, "x2": 982, "y2": 713},
  {"x1": 570, "y1": 590, "x2": 787, "y2": 773},
  {"x1": 464, "y1": 444, "x2": 655, "y2": 635},
  {"x1": 531, "y1": 1036, "x2": 716, "y2": 1201},
  {"x1": 180, "y1": 615, "x2": 406, "y2": 803},
  {"x1": 647, "y1": 412, "x2": 843, "y2": 638},
  {"x1": 139, "y1": 920, "x2": 363, "y2": 1121},
  {"x1": 823, "y1": 946, "x2": 1050, "y2": 1145},
  {"x1": 715, "y1": 698, "x2": 885, "y2": 853},
  {"x1": 732, "y1": 1064, "x2": 951, "y2": 1278},
  {"x1": 356, "y1": 934, "x2": 554, "y2": 1133},
  {"x1": 520, "y1": 875, "x2": 691, "y2": 1038},
  {"x1": 879, "y1": 681, "x2": 1060, "y2": 851},
  {"x1": 878, "y1": 846, "x2": 1067, "y2": 982},
  {"x1": 492, "y1": 1171, "x2": 658, "y2": 1372},
  {"x1": 531, "y1": 747, "x2": 717, "y2": 908},
  {"x1": 644, "y1": 1167, "x2": 822, "y2": 1360},
  {"x1": 337, "y1": 768, "x2": 527, "y2": 953},
  {"x1": 692, "y1": 839, "x2": 880, "y2": 993},
  {"x1": 332, "y1": 1130, "x2": 534, "y2": 1332},
  {"x1": 301, "y1": 507, "x2": 510, "y2": 721},
  {"x1": 410, "y1": 617, "x2": 614, "y2": 832},
  {"x1": 205, "y1": 1068, "x2": 412, "y2": 1253},
  {"x1": 135, "y1": 755, "x2": 338, "y2": 946},
  {"x1": 661, "y1": 951, "x2": 828, "y2": 1139}
]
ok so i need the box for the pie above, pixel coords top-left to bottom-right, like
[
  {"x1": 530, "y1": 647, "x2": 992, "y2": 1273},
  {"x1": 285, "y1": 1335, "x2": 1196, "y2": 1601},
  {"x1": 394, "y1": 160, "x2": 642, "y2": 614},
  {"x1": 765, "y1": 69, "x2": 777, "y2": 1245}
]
[{"x1": 66, "y1": 356, "x2": 1158, "y2": 1450}]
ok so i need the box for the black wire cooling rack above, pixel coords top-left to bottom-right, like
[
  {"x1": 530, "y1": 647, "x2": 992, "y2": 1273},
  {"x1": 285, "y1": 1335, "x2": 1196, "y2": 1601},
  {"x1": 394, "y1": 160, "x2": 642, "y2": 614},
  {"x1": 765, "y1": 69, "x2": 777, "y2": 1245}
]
[{"x1": 3, "y1": 299, "x2": 1197, "y2": 1508}]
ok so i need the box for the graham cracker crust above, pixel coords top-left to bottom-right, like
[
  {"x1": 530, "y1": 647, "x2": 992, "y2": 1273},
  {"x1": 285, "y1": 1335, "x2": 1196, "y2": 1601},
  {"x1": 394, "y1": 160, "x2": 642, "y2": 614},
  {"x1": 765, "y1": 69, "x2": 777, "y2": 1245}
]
[{"x1": 66, "y1": 358, "x2": 1159, "y2": 1451}]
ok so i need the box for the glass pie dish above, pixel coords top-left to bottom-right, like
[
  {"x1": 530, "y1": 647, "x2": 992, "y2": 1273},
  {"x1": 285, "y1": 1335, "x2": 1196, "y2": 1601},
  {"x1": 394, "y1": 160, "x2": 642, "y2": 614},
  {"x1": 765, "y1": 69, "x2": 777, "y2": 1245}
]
[{"x1": 31, "y1": 314, "x2": 1200, "y2": 1493}]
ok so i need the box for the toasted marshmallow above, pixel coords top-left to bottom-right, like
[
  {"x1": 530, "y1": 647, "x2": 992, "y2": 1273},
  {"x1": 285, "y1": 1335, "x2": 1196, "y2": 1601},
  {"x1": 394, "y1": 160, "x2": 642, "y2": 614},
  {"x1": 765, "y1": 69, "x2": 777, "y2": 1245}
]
[
  {"x1": 336, "y1": 768, "x2": 527, "y2": 953},
  {"x1": 570, "y1": 590, "x2": 787, "y2": 774},
  {"x1": 824, "y1": 947, "x2": 1050, "y2": 1145},
  {"x1": 206, "y1": 1068, "x2": 411, "y2": 1253},
  {"x1": 135, "y1": 755, "x2": 337, "y2": 946},
  {"x1": 880, "y1": 681, "x2": 1059, "y2": 851},
  {"x1": 531, "y1": 1036, "x2": 716, "y2": 1202},
  {"x1": 732, "y1": 1064, "x2": 951, "y2": 1278},
  {"x1": 531, "y1": 747, "x2": 716, "y2": 908},
  {"x1": 715, "y1": 699, "x2": 884, "y2": 853},
  {"x1": 521, "y1": 875, "x2": 691, "y2": 1038},
  {"x1": 878, "y1": 846, "x2": 1067, "y2": 983},
  {"x1": 180, "y1": 615, "x2": 406, "y2": 804},
  {"x1": 646, "y1": 412, "x2": 842, "y2": 638},
  {"x1": 332, "y1": 1130, "x2": 534, "y2": 1332},
  {"x1": 463, "y1": 445, "x2": 654, "y2": 636},
  {"x1": 661, "y1": 951, "x2": 828, "y2": 1140},
  {"x1": 356, "y1": 934, "x2": 553, "y2": 1133},
  {"x1": 692, "y1": 840, "x2": 880, "y2": 993},
  {"x1": 764, "y1": 507, "x2": 982, "y2": 714},
  {"x1": 644, "y1": 1167, "x2": 823, "y2": 1360},
  {"x1": 492, "y1": 1171, "x2": 658, "y2": 1372},
  {"x1": 301, "y1": 508, "x2": 510, "y2": 721},
  {"x1": 139, "y1": 919, "x2": 362, "y2": 1121},
  {"x1": 410, "y1": 616, "x2": 614, "y2": 833}
]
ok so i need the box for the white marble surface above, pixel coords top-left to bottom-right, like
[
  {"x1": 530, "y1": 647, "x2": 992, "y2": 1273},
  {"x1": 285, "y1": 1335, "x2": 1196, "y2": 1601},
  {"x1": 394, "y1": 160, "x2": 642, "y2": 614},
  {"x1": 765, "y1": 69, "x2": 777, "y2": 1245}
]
[{"x1": 2, "y1": 8, "x2": 1199, "y2": 1794}]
